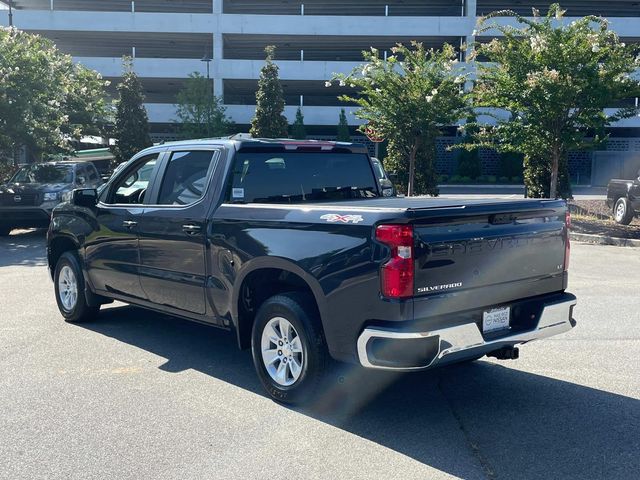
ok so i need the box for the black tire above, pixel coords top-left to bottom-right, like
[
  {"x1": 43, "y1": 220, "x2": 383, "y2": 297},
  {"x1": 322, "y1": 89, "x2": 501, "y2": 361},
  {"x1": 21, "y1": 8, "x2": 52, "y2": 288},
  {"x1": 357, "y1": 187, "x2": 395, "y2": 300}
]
[
  {"x1": 53, "y1": 251, "x2": 100, "y2": 323},
  {"x1": 0, "y1": 226, "x2": 12, "y2": 236},
  {"x1": 613, "y1": 198, "x2": 634, "y2": 225},
  {"x1": 251, "y1": 292, "x2": 330, "y2": 405}
]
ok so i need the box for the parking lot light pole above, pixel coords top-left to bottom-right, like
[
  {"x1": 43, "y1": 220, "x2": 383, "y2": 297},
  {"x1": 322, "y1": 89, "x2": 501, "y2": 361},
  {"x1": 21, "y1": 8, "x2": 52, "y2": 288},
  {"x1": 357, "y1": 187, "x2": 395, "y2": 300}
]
[
  {"x1": 8, "y1": 0, "x2": 13, "y2": 26},
  {"x1": 201, "y1": 54, "x2": 212, "y2": 80}
]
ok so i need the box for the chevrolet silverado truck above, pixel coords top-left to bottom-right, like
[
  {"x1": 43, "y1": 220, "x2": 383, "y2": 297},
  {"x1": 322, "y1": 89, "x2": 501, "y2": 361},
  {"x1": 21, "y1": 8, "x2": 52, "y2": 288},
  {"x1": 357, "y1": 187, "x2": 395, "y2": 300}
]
[
  {"x1": 0, "y1": 161, "x2": 102, "y2": 236},
  {"x1": 47, "y1": 138, "x2": 576, "y2": 404},
  {"x1": 607, "y1": 172, "x2": 640, "y2": 225}
]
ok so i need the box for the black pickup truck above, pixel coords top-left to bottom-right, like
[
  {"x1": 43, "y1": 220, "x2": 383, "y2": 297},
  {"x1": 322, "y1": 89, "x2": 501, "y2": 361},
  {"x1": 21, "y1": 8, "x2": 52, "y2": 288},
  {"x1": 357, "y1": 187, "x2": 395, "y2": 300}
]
[
  {"x1": 47, "y1": 138, "x2": 576, "y2": 404},
  {"x1": 607, "y1": 172, "x2": 640, "y2": 225}
]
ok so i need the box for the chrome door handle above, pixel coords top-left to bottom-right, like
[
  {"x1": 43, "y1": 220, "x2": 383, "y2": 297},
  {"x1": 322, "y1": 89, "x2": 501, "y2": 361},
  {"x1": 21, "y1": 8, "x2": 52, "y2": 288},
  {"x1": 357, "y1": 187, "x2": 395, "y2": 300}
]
[
  {"x1": 122, "y1": 220, "x2": 137, "y2": 228},
  {"x1": 182, "y1": 224, "x2": 202, "y2": 234}
]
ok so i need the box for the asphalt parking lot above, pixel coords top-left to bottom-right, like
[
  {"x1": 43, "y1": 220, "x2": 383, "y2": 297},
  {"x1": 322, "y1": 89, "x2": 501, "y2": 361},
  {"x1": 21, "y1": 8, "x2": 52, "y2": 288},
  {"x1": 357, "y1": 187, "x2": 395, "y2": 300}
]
[{"x1": 0, "y1": 230, "x2": 638, "y2": 480}]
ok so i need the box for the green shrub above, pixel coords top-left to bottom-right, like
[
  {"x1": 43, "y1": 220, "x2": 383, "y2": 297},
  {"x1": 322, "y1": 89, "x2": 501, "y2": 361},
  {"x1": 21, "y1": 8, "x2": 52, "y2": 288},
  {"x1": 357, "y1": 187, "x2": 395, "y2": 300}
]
[
  {"x1": 450, "y1": 174, "x2": 463, "y2": 183},
  {"x1": 498, "y1": 176, "x2": 510, "y2": 183},
  {"x1": 456, "y1": 148, "x2": 482, "y2": 180},
  {"x1": 512, "y1": 176, "x2": 522, "y2": 184},
  {"x1": 460, "y1": 176, "x2": 472, "y2": 183},
  {"x1": 477, "y1": 175, "x2": 489, "y2": 183},
  {"x1": 487, "y1": 175, "x2": 497, "y2": 183},
  {"x1": 438, "y1": 174, "x2": 449, "y2": 183},
  {"x1": 498, "y1": 151, "x2": 524, "y2": 179}
]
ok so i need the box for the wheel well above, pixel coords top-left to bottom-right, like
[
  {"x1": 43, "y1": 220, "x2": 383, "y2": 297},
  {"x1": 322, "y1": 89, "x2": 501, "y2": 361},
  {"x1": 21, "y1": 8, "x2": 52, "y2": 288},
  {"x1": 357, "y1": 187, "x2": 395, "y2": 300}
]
[
  {"x1": 236, "y1": 268, "x2": 319, "y2": 350},
  {"x1": 48, "y1": 236, "x2": 79, "y2": 278}
]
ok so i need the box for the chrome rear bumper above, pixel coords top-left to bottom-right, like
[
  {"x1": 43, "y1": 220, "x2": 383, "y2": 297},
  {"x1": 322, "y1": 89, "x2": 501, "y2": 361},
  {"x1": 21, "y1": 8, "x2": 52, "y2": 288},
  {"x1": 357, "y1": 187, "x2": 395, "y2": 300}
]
[{"x1": 357, "y1": 296, "x2": 577, "y2": 370}]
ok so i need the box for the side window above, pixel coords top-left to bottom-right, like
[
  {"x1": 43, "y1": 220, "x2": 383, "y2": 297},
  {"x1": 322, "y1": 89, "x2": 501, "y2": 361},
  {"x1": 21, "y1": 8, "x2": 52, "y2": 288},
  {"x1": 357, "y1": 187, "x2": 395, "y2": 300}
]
[
  {"x1": 156, "y1": 150, "x2": 218, "y2": 205},
  {"x1": 75, "y1": 166, "x2": 87, "y2": 185},
  {"x1": 107, "y1": 154, "x2": 159, "y2": 205},
  {"x1": 87, "y1": 164, "x2": 99, "y2": 181}
]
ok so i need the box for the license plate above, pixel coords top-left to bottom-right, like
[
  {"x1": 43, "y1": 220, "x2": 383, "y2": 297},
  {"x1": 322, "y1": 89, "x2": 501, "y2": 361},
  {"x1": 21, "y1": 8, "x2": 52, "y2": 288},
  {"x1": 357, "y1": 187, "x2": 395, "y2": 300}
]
[{"x1": 482, "y1": 307, "x2": 511, "y2": 333}]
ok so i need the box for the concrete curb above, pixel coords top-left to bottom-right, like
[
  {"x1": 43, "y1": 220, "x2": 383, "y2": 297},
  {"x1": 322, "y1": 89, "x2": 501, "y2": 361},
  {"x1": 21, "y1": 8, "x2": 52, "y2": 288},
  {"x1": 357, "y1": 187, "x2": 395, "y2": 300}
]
[
  {"x1": 437, "y1": 184, "x2": 524, "y2": 190},
  {"x1": 570, "y1": 232, "x2": 640, "y2": 247}
]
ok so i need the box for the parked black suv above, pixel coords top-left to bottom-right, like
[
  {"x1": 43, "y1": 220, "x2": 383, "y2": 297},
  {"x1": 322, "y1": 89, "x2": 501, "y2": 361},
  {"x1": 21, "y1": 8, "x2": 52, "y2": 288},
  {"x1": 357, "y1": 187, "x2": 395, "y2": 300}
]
[
  {"x1": 0, "y1": 161, "x2": 102, "y2": 236},
  {"x1": 47, "y1": 139, "x2": 576, "y2": 404}
]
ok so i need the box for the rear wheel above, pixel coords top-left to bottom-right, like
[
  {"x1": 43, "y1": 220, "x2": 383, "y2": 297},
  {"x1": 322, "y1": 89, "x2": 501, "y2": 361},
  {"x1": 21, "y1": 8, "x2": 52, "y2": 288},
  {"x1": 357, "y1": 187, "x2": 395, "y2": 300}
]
[
  {"x1": 54, "y1": 251, "x2": 99, "y2": 323},
  {"x1": 613, "y1": 198, "x2": 634, "y2": 225},
  {"x1": 251, "y1": 292, "x2": 330, "y2": 405}
]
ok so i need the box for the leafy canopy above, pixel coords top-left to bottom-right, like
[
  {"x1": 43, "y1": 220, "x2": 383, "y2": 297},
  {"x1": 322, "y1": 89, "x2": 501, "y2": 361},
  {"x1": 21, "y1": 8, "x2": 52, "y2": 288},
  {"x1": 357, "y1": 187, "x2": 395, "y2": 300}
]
[
  {"x1": 110, "y1": 57, "x2": 152, "y2": 165},
  {"x1": 332, "y1": 42, "x2": 469, "y2": 196},
  {"x1": 471, "y1": 4, "x2": 640, "y2": 197},
  {"x1": 0, "y1": 27, "x2": 109, "y2": 160},
  {"x1": 250, "y1": 46, "x2": 288, "y2": 138},
  {"x1": 175, "y1": 72, "x2": 232, "y2": 139}
]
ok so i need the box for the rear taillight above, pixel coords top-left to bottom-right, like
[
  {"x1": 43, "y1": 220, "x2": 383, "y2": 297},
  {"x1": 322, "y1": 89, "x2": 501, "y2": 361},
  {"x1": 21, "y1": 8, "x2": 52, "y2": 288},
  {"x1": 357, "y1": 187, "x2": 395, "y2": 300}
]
[
  {"x1": 564, "y1": 210, "x2": 571, "y2": 271},
  {"x1": 375, "y1": 224, "x2": 414, "y2": 298}
]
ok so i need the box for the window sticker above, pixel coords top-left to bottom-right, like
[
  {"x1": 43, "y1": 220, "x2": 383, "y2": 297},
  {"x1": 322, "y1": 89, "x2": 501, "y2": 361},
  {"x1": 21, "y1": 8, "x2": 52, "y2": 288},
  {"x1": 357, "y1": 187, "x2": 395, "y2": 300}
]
[{"x1": 232, "y1": 188, "x2": 245, "y2": 199}]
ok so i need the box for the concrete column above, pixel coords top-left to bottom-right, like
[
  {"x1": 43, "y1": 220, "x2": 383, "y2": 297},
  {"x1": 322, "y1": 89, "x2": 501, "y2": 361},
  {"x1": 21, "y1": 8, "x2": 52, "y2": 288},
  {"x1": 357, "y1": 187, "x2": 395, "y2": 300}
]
[
  {"x1": 463, "y1": 0, "x2": 477, "y2": 94},
  {"x1": 212, "y1": 0, "x2": 222, "y2": 14},
  {"x1": 214, "y1": 77, "x2": 223, "y2": 99},
  {"x1": 464, "y1": 0, "x2": 477, "y2": 62},
  {"x1": 464, "y1": 0, "x2": 476, "y2": 17},
  {"x1": 213, "y1": 32, "x2": 223, "y2": 99}
]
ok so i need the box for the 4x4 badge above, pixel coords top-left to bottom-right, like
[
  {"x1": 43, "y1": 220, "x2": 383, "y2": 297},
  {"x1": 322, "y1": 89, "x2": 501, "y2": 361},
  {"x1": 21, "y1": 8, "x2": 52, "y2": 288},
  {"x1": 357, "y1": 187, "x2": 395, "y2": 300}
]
[{"x1": 320, "y1": 213, "x2": 364, "y2": 224}]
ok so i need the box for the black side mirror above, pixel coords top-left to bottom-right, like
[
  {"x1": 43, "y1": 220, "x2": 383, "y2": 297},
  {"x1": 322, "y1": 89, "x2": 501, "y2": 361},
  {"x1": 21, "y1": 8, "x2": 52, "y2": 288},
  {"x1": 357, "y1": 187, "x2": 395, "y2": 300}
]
[{"x1": 72, "y1": 188, "x2": 97, "y2": 208}]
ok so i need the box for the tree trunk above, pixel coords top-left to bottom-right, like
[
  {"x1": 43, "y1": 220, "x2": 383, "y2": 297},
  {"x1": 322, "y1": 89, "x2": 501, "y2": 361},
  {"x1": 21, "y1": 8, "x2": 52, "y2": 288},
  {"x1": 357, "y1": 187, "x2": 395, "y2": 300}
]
[
  {"x1": 407, "y1": 145, "x2": 417, "y2": 197},
  {"x1": 549, "y1": 146, "x2": 559, "y2": 199}
]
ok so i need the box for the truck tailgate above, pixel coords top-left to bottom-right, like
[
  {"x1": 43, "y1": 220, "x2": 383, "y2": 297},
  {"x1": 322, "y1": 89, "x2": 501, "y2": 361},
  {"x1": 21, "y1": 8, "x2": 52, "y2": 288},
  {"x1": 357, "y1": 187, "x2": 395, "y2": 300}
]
[{"x1": 411, "y1": 200, "x2": 568, "y2": 304}]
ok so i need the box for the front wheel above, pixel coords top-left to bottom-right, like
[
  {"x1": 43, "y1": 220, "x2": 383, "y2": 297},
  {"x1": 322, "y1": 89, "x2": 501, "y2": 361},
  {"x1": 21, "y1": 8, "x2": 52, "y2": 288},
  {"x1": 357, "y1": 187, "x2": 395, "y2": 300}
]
[
  {"x1": 251, "y1": 293, "x2": 330, "y2": 405},
  {"x1": 54, "y1": 251, "x2": 99, "y2": 323},
  {"x1": 613, "y1": 198, "x2": 634, "y2": 225}
]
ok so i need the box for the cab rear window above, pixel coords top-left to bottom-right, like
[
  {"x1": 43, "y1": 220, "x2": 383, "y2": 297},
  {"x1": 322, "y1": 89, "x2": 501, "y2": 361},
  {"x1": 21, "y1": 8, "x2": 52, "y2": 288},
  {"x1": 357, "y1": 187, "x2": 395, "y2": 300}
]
[{"x1": 227, "y1": 152, "x2": 379, "y2": 203}]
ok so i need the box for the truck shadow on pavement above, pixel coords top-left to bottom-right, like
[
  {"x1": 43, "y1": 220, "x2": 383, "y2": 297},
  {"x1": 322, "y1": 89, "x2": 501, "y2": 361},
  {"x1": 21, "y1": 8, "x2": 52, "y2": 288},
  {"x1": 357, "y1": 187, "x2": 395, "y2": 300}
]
[
  {"x1": 0, "y1": 229, "x2": 48, "y2": 267},
  {"x1": 87, "y1": 305, "x2": 639, "y2": 480}
]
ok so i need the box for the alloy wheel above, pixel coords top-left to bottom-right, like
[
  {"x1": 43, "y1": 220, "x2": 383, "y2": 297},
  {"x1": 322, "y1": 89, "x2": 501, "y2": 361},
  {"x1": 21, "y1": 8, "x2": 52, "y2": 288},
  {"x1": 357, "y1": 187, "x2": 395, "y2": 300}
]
[
  {"x1": 58, "y1": 265, "x2": 78, "y2": 312},
  {"x1": 260, "y1": 316, "x2": 304, "y2": 386}
]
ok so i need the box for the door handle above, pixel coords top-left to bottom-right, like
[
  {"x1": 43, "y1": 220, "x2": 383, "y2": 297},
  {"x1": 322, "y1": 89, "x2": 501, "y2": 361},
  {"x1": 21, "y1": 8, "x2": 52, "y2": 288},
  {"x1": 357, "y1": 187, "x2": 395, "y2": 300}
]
[
  {"x1": 122, "y1": 220, "x2": 137, "y2": 229},
  {"x1": 182, "y1": 224, "x2": 202, "y2": 235}
]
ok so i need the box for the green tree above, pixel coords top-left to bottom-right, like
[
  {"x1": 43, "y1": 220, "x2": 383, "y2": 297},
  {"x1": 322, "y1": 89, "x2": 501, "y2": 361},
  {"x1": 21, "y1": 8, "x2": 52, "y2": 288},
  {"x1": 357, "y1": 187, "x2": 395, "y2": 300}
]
[
  {"x1": 332, "y1": 42, "x2": 469, "y2": 196},
  {"x1": 290, "y1": 107, "x2": 306, "y2": 139},
  {"x1": 110, "y1": 57, "x2": 152, "y2": 165},
  {"x1": 250, "y1": 46, "x2": 288, "y2": 138},
  {"x1": 0, "y1": 27, "x2": 109, "y2": 164},
  {"x1": 471, "y1": 4, "x2": 640, "y2": 198},
  {"x1": 456, "y1": 114, "x2": 482, "y2": 179},
  {"x1": 336, "y1": 108, "x2": 350, "y2": 141},
  {"x1": 175, "y1": 72, "x2": 232, "y2": 139},
  {"x1": 498, "y1": 151, "x2": 524, "y2": 180}
]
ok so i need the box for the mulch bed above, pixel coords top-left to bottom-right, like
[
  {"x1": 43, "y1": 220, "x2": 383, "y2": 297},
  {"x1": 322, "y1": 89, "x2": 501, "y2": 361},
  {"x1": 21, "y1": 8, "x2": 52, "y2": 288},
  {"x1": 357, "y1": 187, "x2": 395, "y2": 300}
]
[{"x1": 568, "y1": 200, "x2": 640, "y2": 240}]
